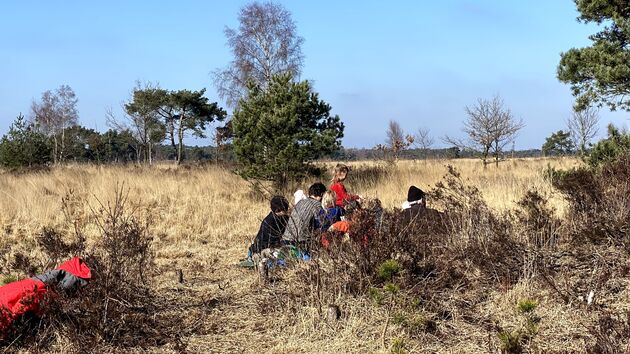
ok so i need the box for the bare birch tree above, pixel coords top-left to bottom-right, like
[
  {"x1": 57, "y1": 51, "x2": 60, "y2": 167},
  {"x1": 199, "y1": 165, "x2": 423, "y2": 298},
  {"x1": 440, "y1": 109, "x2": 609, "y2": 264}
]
[
  {"x1": 567, "y1": 106, "x2": 599, "y2": 156},
  {"x1": 212, "y1": 1, "x2": 304, "y2": 108},
  {"x1": 31, "y1": 85, "x2": 79, "y2": 163}
]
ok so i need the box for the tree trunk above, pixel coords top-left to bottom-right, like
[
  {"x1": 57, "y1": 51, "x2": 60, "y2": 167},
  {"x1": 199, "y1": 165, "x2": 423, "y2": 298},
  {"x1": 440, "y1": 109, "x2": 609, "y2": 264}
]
[
  {"x1": 60, "y1": 127, "x2": 66, "y2": 163},
  {"x1": 482, "y1": 148, "x2": 488, "y2": 168},
  {"x1": 168, "y1": 120, "x2": 176, "y2": 160},
  {"x1": 52, "y1": 134, "x2": 58, "y2": 164},
  {"x1": 177, "y1": 114, "x2": 184, "y2": 165},
  {"x1": 148, "y1": 141, "x2": 153, "y2": 165}
]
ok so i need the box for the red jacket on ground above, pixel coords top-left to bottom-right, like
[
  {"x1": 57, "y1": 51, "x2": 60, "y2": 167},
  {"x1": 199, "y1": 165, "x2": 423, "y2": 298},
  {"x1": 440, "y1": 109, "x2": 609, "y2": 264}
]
[
  {"x1": 0, "y1": 257, "x2": 91, "y2": 334},
  {"x1": 330, "y1": 182, "x2": 359, "y2": 208}
]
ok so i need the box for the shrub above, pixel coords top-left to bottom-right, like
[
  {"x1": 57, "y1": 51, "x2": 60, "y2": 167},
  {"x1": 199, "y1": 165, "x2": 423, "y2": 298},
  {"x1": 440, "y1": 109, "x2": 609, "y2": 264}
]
[
  {"x1": 498, "y1": 330, "x2": 523, "y2": 353},
  {"x1": 390, "y1": 337, "x2": 407, "y2": 354},
  {"x1": 587, "y1": 311, "x2": 630, "y2": 354},
  {"x1": 587, "y1": 124, "x2": 630, "y2": 167},
  {"x1": 551, "y1": 152, "x2": 629, "y2": 246},
  {"x1": 232, "y1": 73, "x2": 344, "y2": 188},
  {"x1": 515, "y1": 190, "x2": 560, "y2": 247},
  {"x1": 0, "y1": 187, "x2": 186, "y2": 351},
  {"x1": 378, "y1": 260, "x2": 402, "y2": 282},
  {"x1": 0, "y1": 114, "x2": 52, "y2": 169}
]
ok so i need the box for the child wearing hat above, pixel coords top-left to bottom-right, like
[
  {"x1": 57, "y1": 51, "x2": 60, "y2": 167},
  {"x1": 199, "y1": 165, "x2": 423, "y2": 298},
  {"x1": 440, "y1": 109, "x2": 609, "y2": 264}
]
[{"x1": 402, "y1": 185, "x2": 426, "y2": 225}]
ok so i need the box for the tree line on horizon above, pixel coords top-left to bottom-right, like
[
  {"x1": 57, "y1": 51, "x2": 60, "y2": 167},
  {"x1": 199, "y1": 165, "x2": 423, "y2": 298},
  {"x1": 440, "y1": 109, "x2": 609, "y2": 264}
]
[{"x1": 0, "y1": 1, "x2": 629, "y2": 180}]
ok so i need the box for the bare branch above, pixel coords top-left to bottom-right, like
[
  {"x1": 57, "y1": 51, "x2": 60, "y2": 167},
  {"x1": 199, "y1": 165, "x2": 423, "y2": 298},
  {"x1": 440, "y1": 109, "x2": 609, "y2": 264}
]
[{"x1": 414, "y1": 127, "x2": 434, "y2": 150}]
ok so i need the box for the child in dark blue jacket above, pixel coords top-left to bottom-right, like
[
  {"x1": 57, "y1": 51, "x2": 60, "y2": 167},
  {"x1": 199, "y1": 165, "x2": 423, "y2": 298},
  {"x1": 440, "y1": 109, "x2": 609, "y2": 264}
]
[{"x1": 245, "y1": 196, "x2": 290, "y2": 262}]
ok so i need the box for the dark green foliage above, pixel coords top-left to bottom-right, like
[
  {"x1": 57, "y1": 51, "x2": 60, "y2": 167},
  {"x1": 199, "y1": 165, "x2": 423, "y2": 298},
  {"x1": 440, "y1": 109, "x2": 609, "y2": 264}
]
[
  {"x1": 0, "y1": 114, "x2": 52, "y2": 168},
  {"x1": 232, "y1": 73, "x2": 344, "y2": 187},
  {"x1": 587, "y1": 124, "x2": 630, "y2": 167},
  {"x1": 0, "y1": 116, "x2": 143, "y2": 167},
  {"x1": 93, "y1": 129, "x2": 139, "y2": 163},
  {"x1": 378, "y1": 259, "x2": 402, "y2": 282},
  {"x1": 542, "y1": 130, "x2": 574, "y2": 156},
  {"x1": 125, "y1": 87, "x2": 225, "y2": 164},
  {"x1": 123, "y1": 84, "x2": 168, "y2": 163},
  {"x1": 161, "y1": 89, "x2": 226, "y2": 164},
  {"x1": 62, "y1": 125, "x2": 108, "y2": 162},
  {"x1": 516, "y1": 299, "x2": 538, "y2": 314},
  {"x1": 190, "y1": 146, "x2": 211, "y2": 161},
  {"x1": 557, "y1": 1, "x2": 630, "y2": 111}
]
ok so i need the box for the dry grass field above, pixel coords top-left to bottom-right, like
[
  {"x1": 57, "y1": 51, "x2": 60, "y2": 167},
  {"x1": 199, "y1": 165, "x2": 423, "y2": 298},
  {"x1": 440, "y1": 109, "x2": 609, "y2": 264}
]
[{"x1": 2, "y1": 156, "x2": 625, "y2": 353}]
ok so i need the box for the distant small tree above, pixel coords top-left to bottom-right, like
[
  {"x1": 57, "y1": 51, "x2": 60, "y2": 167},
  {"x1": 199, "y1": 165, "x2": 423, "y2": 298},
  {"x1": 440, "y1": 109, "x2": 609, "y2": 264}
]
[
  {"x1": 31, "y1": 85, "x2": 79, "y2": 163},
  {"x1": 567, "y1": 106, "x2": 599, "y2": 156},
  {"x1": 445, "y1": 95, "x2": 524, "y2": 167},
  {"x1": 167, "y1": 89, "x2": 226, "y2": 164},
  {"x1": 542, "y1": 130, "x2": 574, "y2": 156},
  {"x1": 414, "y1": 127, "x2": 434, "y2": 158},
  {"x1": 232, "y1": 73, "x2": 344, "y2": 188},
  {"x1": 378, "y1": 120, "x2": 414, "y2": 161},
  {"x1": 0, "y1": 114, "x2": 52, "y2": 168}
]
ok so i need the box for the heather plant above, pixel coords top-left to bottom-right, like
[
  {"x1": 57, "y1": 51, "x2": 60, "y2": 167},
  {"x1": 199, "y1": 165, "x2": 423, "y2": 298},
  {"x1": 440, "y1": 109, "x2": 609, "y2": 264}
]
[{"x1": 0, "y1": 187, "x2": 188, "y2": 351}]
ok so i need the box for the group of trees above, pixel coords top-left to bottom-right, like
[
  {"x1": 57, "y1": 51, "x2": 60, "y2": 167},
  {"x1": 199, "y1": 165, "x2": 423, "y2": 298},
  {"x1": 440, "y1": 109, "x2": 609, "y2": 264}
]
[
  {"x1": 375, "y1": 1, "x2": 630, "y2": 167},
  {"x1": 214, "y1": 2, "x2": 344, "y2": 186},
  {"x1": 542, "y1": 106, "x2": 601, "y2": 156},
  {"x1": 0, "y1": 113, "x2": 140, "y2": 168},
  {"x1": 0, "y1": 1, "x2": 344, "y2": 185},
  {"x1": 111, "y1": 84, "x2": 226, "y2": 165},
  {"x1": 2, "y1": 0, "x2": 629, "y2": 182},
  {"x1": 30, "y1": 85, "x2": 78, "y2": 164}
]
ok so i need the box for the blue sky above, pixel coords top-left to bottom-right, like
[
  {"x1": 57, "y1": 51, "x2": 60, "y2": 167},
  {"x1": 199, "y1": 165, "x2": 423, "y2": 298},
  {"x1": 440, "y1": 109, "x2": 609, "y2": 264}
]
[{"x1": 0, "y1": 1, "x2": 627, "y2": 148}]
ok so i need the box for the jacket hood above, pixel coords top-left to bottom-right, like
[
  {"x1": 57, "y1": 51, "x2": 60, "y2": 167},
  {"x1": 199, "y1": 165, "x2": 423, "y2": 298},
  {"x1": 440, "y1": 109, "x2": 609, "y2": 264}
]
[{"x1": 56, "y1": 257, "x2": 92, "y2": 279}]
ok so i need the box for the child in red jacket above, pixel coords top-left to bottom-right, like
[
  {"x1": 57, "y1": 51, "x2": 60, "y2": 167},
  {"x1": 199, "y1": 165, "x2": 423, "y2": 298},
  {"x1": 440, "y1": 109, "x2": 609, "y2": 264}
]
[{"x1": 330, "y1": 164, "x2": 361, "y2": 210}]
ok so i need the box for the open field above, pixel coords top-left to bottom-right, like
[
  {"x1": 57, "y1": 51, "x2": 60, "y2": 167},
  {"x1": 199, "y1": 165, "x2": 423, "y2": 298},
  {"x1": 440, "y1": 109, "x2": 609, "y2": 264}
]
[{"x1": 2, "y1": 156, "x2": 627, "y2": 353}]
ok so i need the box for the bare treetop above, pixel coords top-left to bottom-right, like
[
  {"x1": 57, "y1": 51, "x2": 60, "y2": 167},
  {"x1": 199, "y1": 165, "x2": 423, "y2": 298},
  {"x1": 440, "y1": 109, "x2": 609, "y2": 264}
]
[
  {"x1": 213, "y1": 1, "x2": 304, "y2": 108},
  {"x1": 445, "y1": 95, "x2": 524, "y2": 166},
  {"x1": 30, "y1": 84, "x2": 79, "y2": 163},
  {"x1": 567, "y1": 106, "x2": 599, "y2": 156},
  {"x1": 414, "y1": 127, "x2": 434, "y2": 151}
]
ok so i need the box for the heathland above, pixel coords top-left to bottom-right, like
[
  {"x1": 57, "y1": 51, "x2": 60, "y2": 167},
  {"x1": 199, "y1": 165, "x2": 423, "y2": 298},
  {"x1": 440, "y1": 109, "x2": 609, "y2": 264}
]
[{"x1": 1, "y1": 156, "x2": 629, "y2": 353}]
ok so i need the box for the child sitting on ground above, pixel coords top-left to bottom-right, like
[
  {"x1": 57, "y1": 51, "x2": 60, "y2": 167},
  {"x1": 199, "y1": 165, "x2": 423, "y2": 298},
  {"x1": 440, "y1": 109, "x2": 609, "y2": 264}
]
[
  {"x1": 317, "y1": 191, "x2": 342, "y2": 231},
  {"x1": 240, "y1": 196, "x2": 290, "y2": 268},
  {"x1": 282, "y1": 182, "x2": 327, "y2": 254},
  {"x1": 402, "y1": 185, "x2": 426, "y2": 225}
]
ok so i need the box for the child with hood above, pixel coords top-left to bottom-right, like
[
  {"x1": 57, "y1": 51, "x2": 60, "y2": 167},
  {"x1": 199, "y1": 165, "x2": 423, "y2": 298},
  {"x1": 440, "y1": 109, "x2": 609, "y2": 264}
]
[{"x1": 240, "y1": 196, "x2": 290, "y2": 267}]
